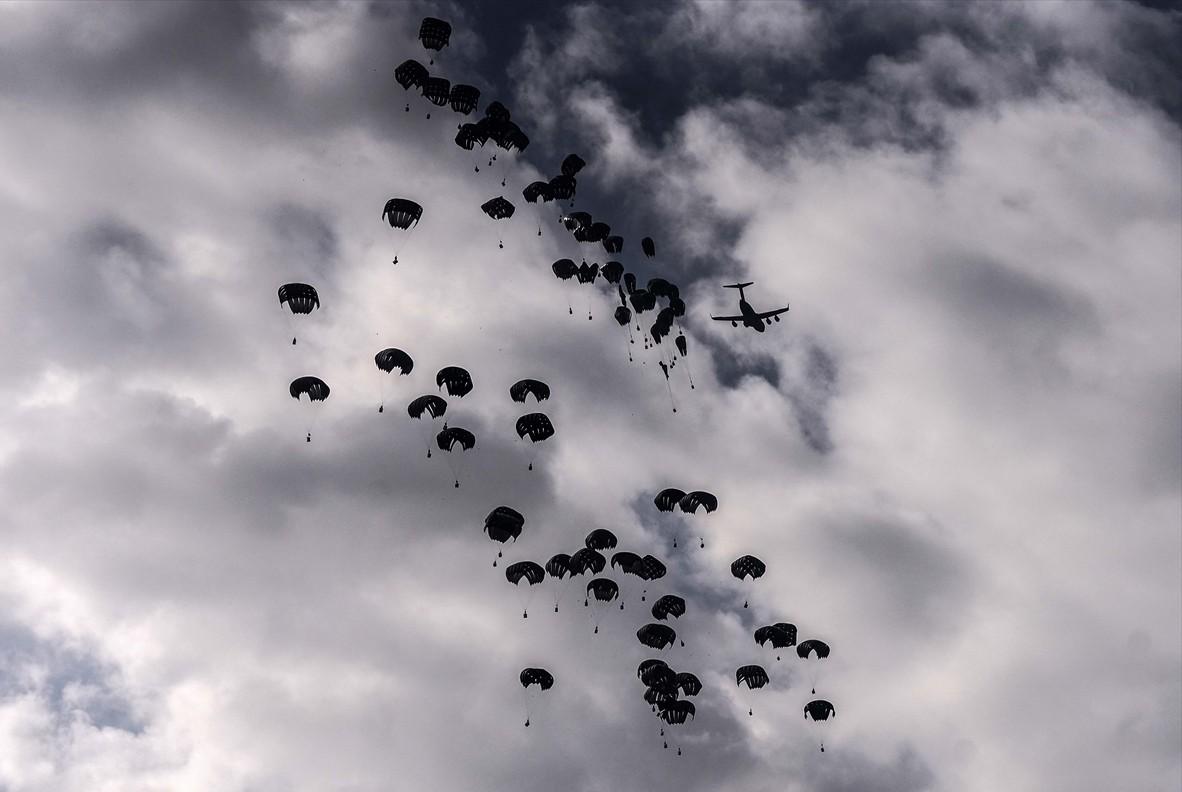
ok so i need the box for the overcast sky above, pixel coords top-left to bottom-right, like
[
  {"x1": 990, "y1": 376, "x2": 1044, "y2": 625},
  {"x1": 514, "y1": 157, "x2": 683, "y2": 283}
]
[{"x1": 0, "y1": 1, "x2": 1179, "y2": 791}]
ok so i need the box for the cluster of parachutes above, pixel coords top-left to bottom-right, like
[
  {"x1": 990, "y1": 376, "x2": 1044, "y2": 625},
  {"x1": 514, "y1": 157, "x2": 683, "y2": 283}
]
[{"x1": 279, "y1": 13, "x2": 842, "y2": 757}]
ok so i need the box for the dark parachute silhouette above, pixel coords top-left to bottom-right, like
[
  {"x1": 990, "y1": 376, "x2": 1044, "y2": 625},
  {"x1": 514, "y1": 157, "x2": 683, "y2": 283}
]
[
  {"x1": 277, "y1": 283, "x2": 319, "y2": 345},
  {"x1": 679, "y1": 491, "x2": 717, "y2": 514},
  {"x1": 601, "y1": 261, "x2": 624, "y2": 284},
  {"x1": 552, "y1": 258, "x2": 578, "y2": 315},
  {"x1": 449, "y1": 84, "x2": 480, "y2": 115},
  {"x1": 629, "y1": 289, "x2": 657, "y2": 313},
  {"x1": 805, "y1": 700, "x2": 835, "y2": 721},
  {"x1": 481, "y1": 196, "x2": 515, "y2": 219},
  {"x1": 623, "y1": 272, "x2": 638, "y2": 294},
  {"x1": 515, "y1": 413, "x2": 554, "y2": 471},
  {"x1": 797, "y1": 639, "x2": 831, "y2": 659},
  {"x1": 548, "y1": 174, "x2": 576, "y2": 201},
  {"x1": 584, "y1": 529, "x2": 617, "y2": 551},
  {"x1": 603, "y1": 236, "x2": 623, "y2": 254},
  {"x1": 522, "y1": 181, "x2": 553, "y2": 203},
  {"x1": 485, "y1": 100, "x2": 511, "y2": 122},
  {"x1": 505, "y1": 560, "x2": 544, "y2": 618},
  {"x1": 455, "y1": 122, "x2": 488, "y2": 151},
  {"x1": 375, "y1": 348, "x2": 413, "y2": 375},
  {"x1": 635, "y1": 554, "x2": 667, "y2": 601},
  {"x1": 675, "y1": 673, "x2": 702, "y2": 697},
  {"x1": 645, "y1": 685, "x2": 679, "y2": 707},
  {"x1": 509, "y1": 379, "x2": 550, "y2": 403},
  {"x1": 659, "y1": 700, "x2": 695, "y2": 725},
  {"x1": 585, "y1": 577, "x2": 619, "y2": 633},
  {"x1": 735, "y1": 664, "x2": 769, "y2": 715},
  {"x1": 561, "y1": 153, "x2": 586, "y2": 176},
  {"x1": 805, "y1": 699, "x2": 836, "y2": 752},
  {"x1": 421, "y1": 76, "x2": 451, "y2": 116},
  {"x1": 655, "y1": 488, "x2": 687, "y2": 512},
  {"x1": 407, "y1": 394, "x2": 447, "y2": 458},
  {"x1": 394, "y1": 59, "x2": 428, "y2": 92},
  {"x1": 611, "y1": 551, "x2": 641, "y2": 571},
  {"x1": 568, "y1": 547, "x2": 606, "y2": 576},
  {"x1": 755, "y1": 623, "x2": 798, "y2": 660},
  {"x1": 647, "y1": 278, "x2": 677, "y2": 300},
  {"x1": 436, "y1": 366, "x2": 473, "y2": 398},
  {"x1": 614, "y1": 306, "x2": 632, "y2": 326},
  {"x1": 436, "y1": 426, "x2": 475, "y2": 488},
  {"x1": 289, "y1": 376, "x2": 329, "y2": 442},
  {"x1": 374, "y1": 347, "x2": 413, "y2": 413},
  {"x1": 576, "y1": 262, "x2": 599, "y2": 283},
  {"x1": 675, "y1": 334, "x2": 688, "y2": 357},
  {"x1": 481, "y1": 196, "x2": 516, "y2": 248},
  {"x1": 798, "y1": 639, "x2": 831, "y2": 694},
  {"x1": 562, "y1": 211, "x2": 592, "y2": 232},
  {"x1": 637, "y1": 623, "x2": 677, "y2": 650},
  {"x1": 638, "y1": 659, "x2": 671, "y2": 685},
  {"x1": 731, "y1": 554, "x2": 766, "y2": 608},
  {"x1": 545, "y1": 552, "x2": 572, "y2": 612},
  {"x1": 651, "y1": 595, "x2": 686, "y2": 621},
  {"x1": 642, "y1": 236, "x2": 656, "y2": 257},
  {"x1": 519, "y1": 667, "x2": 553, "y2": 727},
  {"x1": 382, "y1": 198, "x2": 423, "y2": 229},
  {"x1": 418, "y1": 17, "x2": 452, "y2": 63},
  {"x1": 484, "y1": 506, "x2": 524, "y2": 566}
]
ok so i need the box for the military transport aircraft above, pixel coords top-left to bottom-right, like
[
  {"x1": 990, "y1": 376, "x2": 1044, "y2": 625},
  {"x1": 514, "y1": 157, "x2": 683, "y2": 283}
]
[{"x1": 710, "y1": 282, "x2": 789, "y2": 332}]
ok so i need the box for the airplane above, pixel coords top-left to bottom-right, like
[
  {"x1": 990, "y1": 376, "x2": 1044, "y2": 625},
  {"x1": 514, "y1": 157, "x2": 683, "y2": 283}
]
[{"x1": 710, "y1": 282, "x2": 789, "y2": 332}]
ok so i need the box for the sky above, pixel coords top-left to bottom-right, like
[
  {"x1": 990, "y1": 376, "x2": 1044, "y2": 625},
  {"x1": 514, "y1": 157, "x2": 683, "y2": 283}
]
[{"x1": 0, "y1": 1, "x2": 1179, "y2": 791}]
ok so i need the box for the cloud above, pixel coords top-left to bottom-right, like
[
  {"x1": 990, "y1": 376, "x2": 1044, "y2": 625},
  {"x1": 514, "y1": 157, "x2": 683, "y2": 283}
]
[{"x1": 0, "y1": 1, "x2": 1178, "y2": 791}]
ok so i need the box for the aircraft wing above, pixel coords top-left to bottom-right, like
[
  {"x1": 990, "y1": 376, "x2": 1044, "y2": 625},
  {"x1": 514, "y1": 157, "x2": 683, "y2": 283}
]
[
  {"x1": 710, "y1": 314, "x2": 744, "y2": 322},
  {"x1": 756, "y1": 306, "x2": 789, "y2": 319}
]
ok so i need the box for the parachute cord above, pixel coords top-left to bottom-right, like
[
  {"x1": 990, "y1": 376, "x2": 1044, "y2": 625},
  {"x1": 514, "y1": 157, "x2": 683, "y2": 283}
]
[
  {"x1": 683, "y1": 355, "x2": 696, "y2": 390},
  {"x1": 586, "y1": 292, "x2": 593, "y2": 321}
]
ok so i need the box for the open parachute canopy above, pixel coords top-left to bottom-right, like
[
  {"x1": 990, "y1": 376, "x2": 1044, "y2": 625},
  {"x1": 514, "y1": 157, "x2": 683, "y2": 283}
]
[
  {"x1": 407, "y1": 394, "x2": 447, "y2": 420},
  {"x1": 680, "y1": 491, "x2": 718, "y2": 514},
  {"x1": 375, "y1": 348, "x2": 413, "y2": 375},
  {"x1": 651, "y1": 595, "x2": 686, "y2": 621},
  {"x1": 731, "y1": 555, "x2": 766, "y2": 581},
  {"x1": 568, "y1": 547, "x2": 606, "y2": 576},
  {"x1": 481, "y1": 196, "x2": 516, "y2": 219},
  {"x1": 519, "y1": 667, "x2": 554, "y2": 690},
  {"x1": 436, "y1": 426, "x2": 475, "y2": 452},
  {"x1": 797, "y1": 639, "x2": 831, "y2": 660},
  {"x1": 736, "y1": 665, "x2": 769, "y2": 690},
  {"x1": 436, "y1": 366, "x2": 473, "y2": 397},
  {"x1": 394, "y1": 59, "x2": 428, "y2": 90},
  {"x1": 509, "y1": 379, "x2": 550, "y2": 403},
  {"x1": 278, "y1": 283, "x2": 319, "y2": 314},
  {"x1": 289, "y1": 376, "x2": 329, "y2": 402},
  {"x1": 637, "y1": 623, "x2": 677, "y2": 650},
  {"x1": 584, "y1": 529, "x2": 617, "y2": 551},
  {"x1": 485, "y1": 506, "x2": 525, "y2": 544},
  {"x1": 382, "y1": 198, "x2": 423, "y2": 229},
  {"x1": 804, "y1": 699, "x2": 835, "y2": 721},
  {"x1": 418, "y1": 17, "x2": 452, "y2": 52},
  {"x1": 515, "y1": 413, "x2": 555, "y2": 443}
]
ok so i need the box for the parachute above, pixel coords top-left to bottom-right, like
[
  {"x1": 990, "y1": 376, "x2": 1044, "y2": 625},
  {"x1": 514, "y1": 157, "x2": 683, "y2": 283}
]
[
  {"x1": 654, "y1": 488, "x2": 686, "y2": 513},
  {"x1": 422, "y1": 76, "x2": 451, "y2": 111},
  {"x1": 484, "y1": 506, "x2": 524, "y2": 566},
  {"x1": 603, "y1": 236, "x2": 623, "y2": 254},
  {"x1": 505, "y1": 560, "x2": 545, "y2": 618},
  {"x1": 735, "y1": 664, "x2": 769, "y2": 715},
  {"x1": 552, "y1": 258, "x2": 578, "y2": 280},
  {"x1": 600, "y1": 261, "x2": 624, "y2": 284},
  {"x1": 394, "y1": 59, "x2": 428, "y2": 91},
  {"x1": 638, "y1": 659, "x2": 671, "y2": 684},
  {"x1": 449, "y1": 84, "x2": 480, "y2": 115},
  {"x1": 382, "y1": 198, "x2": 423, "y2": 229},
  {"x1": 679, "y1": 491, "x2": 717, "y2": 514},
  {"x1": 797, "y1": 639, "x2": 831, "y2": 660},
  {"x1": 436, "y1": 366, "x2": 473, "y2": 398},
  {"x1": 614, "y1": 305, "x2": 632, "y2": 326},
  {"x1": 418, "y1": 17, "x2": 452, "y2": 59},
  {"x1": 435, "y1": 426, "x2": 475, "y2": 487},
  {"x1": 651, "y1": 595, "x2": 686, "y2": 621},
  {"x1": 522, "y1": 181, "x2": 553, "y2": 204},
  {"x1": 675, "y1": 334, "x2": 688, "y2": 357},
  {"x1": 515, "y1": 413, "x2": 554, "y2": 470},
  {"x1": 289, "y1": 376, "x2": 329, "y2": 442},
  {"x1": 545, "y1": 552, "x2": 572, "y2": 612},
  {"x1": 586, "y1": 577, "x2": 619, "y2": 633},
  {"x1": 509, "y1": 379, "x2": 550, "y2": 403},
  {"x1": 519, "y1": 667, "x2": 553, "y2": 727},
  {"x1": 375, "y1": 348, "x2": 413, "y2": 375},
  {"x1": 480, "y1": 196, "x2": 516, "y2": 219},
  {"x1": 658, "y1": 700, "x2": 695, "y2": 725},
  {"x1": 455, "y1": 123, "x2": 488, "y2": 151},
  {"x1": 642, "y1": 236, "x2": 656, "y2": 257},
  {"x1": 407, "y1": 394, "x2": 447, "y2": 419},
  {"x1": 637, "y1": 623, "x2": 677, "y2": 650},
  {"x1": 804, "y1": 699, "x2": 835, "y2": 721},
  {"x1": 675, "y1": 673, "x2": 701, "y2": 697},
  {"x1": 548, "y1": 175, "x2": 576, "y2": 201},
  {"x1": 755, "y1": 623, "x2": 797, "y2": 660},
  {"x1": 584, "y1": 529, "x2": 617, "y2": 551},
  {"x1": 561, "y1": 153, "x2": 586, "y2": 177},
  {"x1": 568, "y1": 547, "x2": 606, "y2": 576},
  {"x1": 277, "y1": 283, "x2": 319, "y2": 345},
  {"x1": 730, "y1": 555, "x2": 766, "y2": 581}
]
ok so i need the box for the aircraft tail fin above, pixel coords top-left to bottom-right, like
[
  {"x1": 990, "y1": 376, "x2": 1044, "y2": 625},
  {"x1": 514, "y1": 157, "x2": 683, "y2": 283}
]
[{"x1": 723, "y1": 281, "x2": 754, "y2": 290}]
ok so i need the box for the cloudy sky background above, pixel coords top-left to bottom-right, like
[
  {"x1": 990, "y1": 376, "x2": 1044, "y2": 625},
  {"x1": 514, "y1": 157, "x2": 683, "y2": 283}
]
[{"x1": 0, "y1": 1, "x2": 1179, "y2": 790}]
